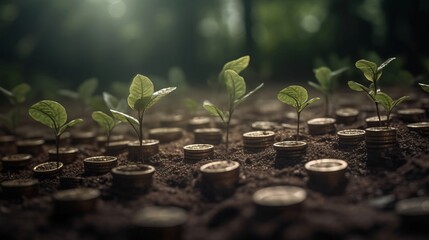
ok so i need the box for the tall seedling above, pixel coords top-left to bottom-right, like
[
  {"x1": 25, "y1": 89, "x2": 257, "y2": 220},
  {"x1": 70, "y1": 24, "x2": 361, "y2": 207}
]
[
  {"x1": 308, "y1": 66, "x2": 347, "y2": 116},
  {"x1": 29, "y1": 100, "x2": 83, "y2": 167},
  {"x1": 110, "y1": 74, "x2": 176, "y2": 161},
  {"x1": 277, "y1": 85, "x2": 320, "y2": 140},
  {"x1": 203, "y1": 56, "x2": 264, "y2": 152},
  {"x1": 0, "y1": 83, "x2": 31, "y2": 134},
  {"x1": 348, "y1": 57, "x2": 396, "y2": 126}
]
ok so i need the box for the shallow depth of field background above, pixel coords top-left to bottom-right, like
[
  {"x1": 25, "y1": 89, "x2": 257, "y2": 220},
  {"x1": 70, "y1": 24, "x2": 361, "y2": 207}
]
[{"x1": 0, "y1": 0, "x2": 429, "y2": 98}]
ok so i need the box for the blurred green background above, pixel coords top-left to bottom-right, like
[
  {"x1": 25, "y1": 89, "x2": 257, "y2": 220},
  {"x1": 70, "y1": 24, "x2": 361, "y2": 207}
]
[{"x1": 1, "y1": 0, "x2": 429, "y2": 94}]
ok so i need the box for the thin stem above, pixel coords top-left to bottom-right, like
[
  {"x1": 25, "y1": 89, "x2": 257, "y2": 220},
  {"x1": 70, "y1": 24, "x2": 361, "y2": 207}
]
[
  {"x1": 106, "y1": 129, "x2": 112, "y2": 148},
  {"x1": 296, "y1": 111, "x2": 301, "y2": 141},
  {"x1": 373, "y1": 78, "x2": 382, "y2": 127},
  {"x1": 138, "y1": 110, "x2": 144, "y2": 162},
  {"x1": 324, "y1": 94, "x2": 330, "y2": 117},
  {"x1": 56, "y1": 134, "x2": 60, "y2": 169}
]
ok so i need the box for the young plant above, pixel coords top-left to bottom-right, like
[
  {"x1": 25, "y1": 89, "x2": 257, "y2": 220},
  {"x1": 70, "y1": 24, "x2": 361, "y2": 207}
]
[
  {"x1": 92, "y1": 111, "x2": 118, "y2": 146},
  {"x1": 419, "y1": 83, "x2": 429, "y2": 93},
  {"x1": 203, "y1": 56, "x2": 264, "y2": 152},
  {"x1": 308, "y1": 66, "x2": 347, "y2": 116},
  {"x1": 0, "y1": 83, "x2": 31, "y2": 134},
  {"x1": 277, "y1": 85, "x2": 320, "y2": 140},
  {"x1": 29, "y1": 100, "x2": 83, "y2": 167},
  {"x1": 59, "y1": 77, "x2": 99, "y2": 110},
  {"x1": 348, "y1": 57, "x2": 396, "y2": 126},
  {"x1": 110, "y1": 74, "x2": 176, "y2": 161},
  {"x1": 374, "y1": 92, "x2": 409, "y2": 127},
  {"x1": 183, "y1": 98, "x2": 200, "y2": 117}
]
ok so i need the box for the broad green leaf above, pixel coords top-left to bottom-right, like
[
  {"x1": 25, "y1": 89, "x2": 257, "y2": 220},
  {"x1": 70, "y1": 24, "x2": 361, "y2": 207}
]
[
  {"x1": 277, "y1": 85, "x2": 308, "y2": 109},
  {"x1": 92, "y1": 111, "x2": 115, "y2": 133},
  {"x1": 78, "y1": 78, "x2": 98, "y2": 101},
  {"x1": 203, "y1": 100, "x2": 226, "y2": 122},
  {"x1": 11, "y1": 83, "x2": 30, "y2": 103},
  {"x1": 224, "y1": 70, "x2": 246, "y2": 100},
  {"x1": 221, "y1": 55, "x2": 250, "y2": 75},
  {"x1": 377, "y1": 57, "x2": 396, "y2": 72},
  {"x1": 103, "y1": 92, "x2": 119, "y2": 110},
  {"x1": 308, "y1": 81, "x2": 324, "y2": 93},
  {"x1": 59, "y1": 118, "x2": 83, "y2": 135},
  {"x1": 348, "y1": 81, "x2": 369, "y2": 92},
  {"x1": 59, "y1": 89, "x2": 79, "y2": 99},
  {"x1": 392, "y1": 96, "x2": 409, "y2": 108},
  {"x1": 374, "y1": 92, "x2": 393, "y2": 111},
  {"x1": 133, "y1": 97, "x2": 152, "y2": 111},
  {"x1": 145, "y1": 87, "x2": 176, "y2": 111},
  {"x1": 29, "y1": 100, "x2": 67, "y2": 130},
  {"x1": 110, "y1": 109, "x2": 139, "y2": 125},
  {"x1": 314, "y1": 67, "x2": 331, "y2": 89},
  {"x1": 355, "y1": 59, "x2": 377, "y2": 82},
  {"x1": 419, "y1": 83, "x2": 429, "y2": 93},
  {"x1": 234, "y1": 83, "x2": 264, "y2": 106},
  {"x1": 127, "y1": 74, "x2": 154, "y2": 110},
  {"x1": 301, "y1": 97, "x2": 320, "y2": 112}
]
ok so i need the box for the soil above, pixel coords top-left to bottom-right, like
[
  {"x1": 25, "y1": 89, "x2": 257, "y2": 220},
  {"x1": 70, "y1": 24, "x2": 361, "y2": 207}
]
[{"x1": 0, "y1": 89, "x2": 429, "y2": 240}]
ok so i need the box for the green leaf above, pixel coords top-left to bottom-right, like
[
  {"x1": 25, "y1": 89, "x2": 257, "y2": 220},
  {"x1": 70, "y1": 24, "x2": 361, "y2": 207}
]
[
  {"x1": 203, "y1": 100, "x2": 226, "y2": 122},
  {"x1": 11, "y1": 83, "x2": 30, "y2": 103},
  {"x1": 234, "y1": 83, "x2": 264, "y2": 106},
  {"x1": 110, "y1": 109, "x2": 139, "y2": 125},
  {"x1": 221, "y1": 55, "x2": 250, "y2": 75},
  {"x1": 78, "y1": 78, "x2": 98, "y2": 101},
  {"x1": 308, "y1": 81, "x2": 324, "y2": 93},
  {"x1": 374, "y1": 92, "x2": 393, "y2": 111},
  {"x1": 277, "y1": 85, "x2": 308, "y2": 110},
  {"x1": 59, "y1": 118, "x2": 83, "y2": 135},
  {"x1": 127, "y1": 74, "x2": 154, "y2": 110},
  {"x1": 59, "y1": 89, "x2": 79, "y2": 99},
  {"x1": 103, "y1": 92, "x2": 119, "y2": 110},
  {"x1": 29, "y1": 100, "x2": 67, "y2": 130},
  {"x1": 145, "y1": 87, "x2": 176, "y2": 111},
  {"x1": 314, "y1": 66, "x2": 331, "y2": 89},
  {"x1": 392, "y1": 96, "x2": 409, "y2": 108},
  {"x1": 419, "y1": 83, "x2": 429, "y2": 93},
  {"x1": 224, "y1": 70, "x2": 246, "y2": 100},
  {"x1": 355, "y1": 59, "x2": 377, "y2": 82},
  {"x1": 301, "y1": 97, "x2": 320, "y2": 112},
  {"x1": 348, "y1": 81, "x2": 369, "y2": 92},
  {"x1": 92, "y1": 111, "x2": 115, "y2": 133},
  {"x1": 377, "y1": 57, "x2": 396, "y2": 72}
]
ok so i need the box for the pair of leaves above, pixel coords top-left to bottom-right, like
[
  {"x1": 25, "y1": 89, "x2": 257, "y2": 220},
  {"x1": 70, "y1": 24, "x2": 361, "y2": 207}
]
[
  {"x1": 92, "y1": 111, "x2": 116, "y2": 133},
  {"x1": 277, "y1": 85, "x2": 320, "y2": 113},
  {"x1": 28, "y1": 100, "x2": 83, "y2": 136},
  {"x1": 0, "y1": 83, "x2": 31, "y2": 105},
  {"x1": 374, "y1": 92, "x2": 409, "y2": 113},
  {"x1": 218, "y1": 55, "x2": 250, "y2": 82},
  {"x1": 419, "y1": 83, "x2": 429, "y2": 93},
  {"x1": 355, "y1": 57, "x2": 396, "y2": 82},
  {"x1": 59, "y1": 78, "x2": 98, "y2": 104},
  {"x1": 309, "y1": 67, "x2": 347, "y2": 94},
  {"x1": 127, "y1": 74, "x2": 176, "y2": 112}
]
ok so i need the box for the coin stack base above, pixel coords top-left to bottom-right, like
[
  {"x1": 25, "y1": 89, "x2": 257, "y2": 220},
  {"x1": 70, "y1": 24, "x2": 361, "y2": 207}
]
[
  {"x1": 33, "y1": 162, "x2": 64, "y2": 178},
  {"x1": 307, "y1": 118, "x2": 336, "y2": 135},
  {"x1": 365, "y1": 116, "x2": 388, "y2": 128},
  {"x1": 0, "y1": 135, "x2": 16, "y2": 155},
  {"x1": 337, "y1": 129, "x2": 366, "y2": 146},
  {"x1": 407, "y1": 122, "x2": 429, "y2": 136},
  {"x1": 397, "y1": 108, "x2": 426, "y2": 123},
  {"x1": 48, "y1": 147, "x2": 78, "y2": 164},
  {"x1": 200, "y1": 161, "x2": 240, "y2": 197},
  {"x1": 111, "y1": 165, "x2": 155, "y2": 196},
  {"x1": 274, "y1": 141, "x2": 307, "y2": 160},
  {"x1": 84, "y1": 156, "x2": 118, "y2": 175},
  {"x1": 53, "y1": 188, "x2": 100, "y2": 216},
  {"x1": 105, "y1": 140, "x2": 130, "y2": 155},
  {"x1": 128, "y1": 140, "x2": 160, "y2": 161},
  {"x1": 183, "y1": 144, "x2": 214, "y2": 161},
  {"x1": 335, "y1": 108, "x2": 359, "y2": 124},
  {"x1": 365, "y1": 127, "x2": 397, "y2": 153},
  {"x1": 1, "y1": 179, "x2": 39, "y2": 198},
  {"x1": 243, "y1": 131, "x2": 275, "y2": 151},
  {"x1": 193, "y1": 128, "x2": 222, "y2": 145},
  {"x1": 305, "y1": 159, "x2": 348, "y2": 195},
  {"x1": 1, "y1": 154, "x2": 32, "y2": 169},
  {"x1": 187, "y1": 117, "x2": 211, "y2": 131},
  {"x1": 251, "y1": 121, "x2": 279, "y2": 131},
  {"x1": 149, "y1": 128, "x2": 183, "y2": 143},
  {"x1": 17, "y1": 139, "x2": 45, "y2": 156}
]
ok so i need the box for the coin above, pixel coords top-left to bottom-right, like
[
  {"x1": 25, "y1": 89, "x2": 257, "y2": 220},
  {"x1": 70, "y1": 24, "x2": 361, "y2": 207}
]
[
  {"x1": 274, "y1": 141, "x2": 307, "y2": 159},
  {"x1": 149, "y1": 127, "x2": 183, "y2": 143},
  {"x1": 183, "y1": 144, "x2": 214, "y2": 161},
  {"x1": 200, "y1": 161, "x2": 240, "y2": 195},
  {"x1": 187, "y1": 117, "x2": 211, "y2": 131},
  {"x1": 111, "y1": 164, "x2": 155, "y2": 194},
  {"x1": 396, "y1": 197, "x2": 429, "y2": 219},
  {"x1": 48, "y1": 147, "x2": 79, "y2": 164},
  {"x1": 105, "y1": 140, "x2": 130, "y2": 155},
  {"x1": 337, "y1": 129, "x2": 365, "y2": 145},
  {"x1": 53, "y1": 188, "x2": 100, "y2": 215},
  {"x1": 336, "y1": 108, "x2": 359, "y2": 124},
  {"x1": 84, "y1": 156, "x2": 118, "y2": 174},
  {"x1": 33, "y1": 162, "x2": 63, "y2": 178},
  {"x1": 1, "y1": 154, "x2": 32, "y2": 168},
  {"x1": 397, "y1": 108, "x2": 426, "y2": 123},
  {"x1": 243, "y1": 131, "x2": 275, "y2": 150},
  {"x1": 194, "y1": 128, "x2": 222, "y2": 145},
  {"x1": 160, "y1": 114, "x2": 184, "y2": 128},
  {"x1": 251, "y1": 121, "x2": 279, "y2": 131},
  {"x1": 128, "y1": 140, "x2": 160, "y2": 161},
  {"x1": 1, "y1": 179, "x2": 39, "y2": 198},
  {"x1": 365, "y1": 115, "x2": 388, "y2": 127},
  {"x1": 16, "y1": 139, "x2": 45, "y2": 156},
  {"x1": 307, "y1": 118, "x2": 336, "y2": 135},
  {"x1": 305, "y1": 159, "x2": 348, "y2": 194}
]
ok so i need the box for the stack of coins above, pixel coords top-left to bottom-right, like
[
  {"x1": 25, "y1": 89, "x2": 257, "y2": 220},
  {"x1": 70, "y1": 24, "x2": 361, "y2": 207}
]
[
  {"x1": 187, "y1": 117, "x2": 211, "y2": 131},
  {"x1": 131, "y1": 206, "x2": 188, "y2": 240},
  {"x1": 1, "y1": 154, "x2": 32, "y2": 169},
  {"x1": 395, "y1": 197, "x2": 429, "y2": 228},
  {"x1": 200, "y1": 160, "x2": 240, "y2": 197},
  {"x1": 0, "y1": 135, "x2": 16, "y2": 154},
  {"x1": 71, "y1": 131, "x2": 96, "y2": 145},
  {"x1": 407, "y1": 122, "x2": 429, "y2": 136},
  {"x1": 365, "y1": 127, "x2": 397, "y2": 152},
  {"x1": 183, "y1": 144, "x2": 214, "y2": 161},
  {"x1": 59, "y1": 176, "x2": 83, "y2": 189},
  {"x1": 337, "y1": 129, "x2": 366, "y2": 146},
  {"x1": 251, "y1": 121, "x2": 279, "y2": 131},
  {"x1": 84, "y1": 156, "x2": 118, "y2": 175},
  {"x1": 273, "y1": 141, "x2": 307, "y2": 159},
  {"x1": 148, "y1": 128, "x2": 183, "y2": 143},
  {"x1": 397, "y1": 108, "x2": 426, "y2": 123},
  {"x1": 16, "y1": 139, "x2": 44, "y2": 156},
  {"x1": 160, "y1": 114, "x2": 184, "y2": 128},
  {"x1": 128, "y1": 140, "x2": 160, "y2": 161},
  {"x1": 111, "y1": 165, "x2": 155, "y2": 195},
  {"x1": 307, "y1": 118, "x2": 336, "y2": 135},
  {"x1": 365, "y1": 116, "x2": 388, "y2": 127},
  {"x1": 335, "y1": 108, "x2": 359, "y2": 124},
  {"x1": 33, "y1": 162, "x2": 63, "y2": 178},
  {"x1": 53, "y1": 188, "x2": 100, "y2": 216},
  {"x1": 253, "y1": 186, "x2": 306, "y2": 220},
  {"x1": 105, "y1": 140, "x2": 130, "y2": 155},
  {"x1": 305, "y1": 159, "x2": 348, "y2": 195},
  {"x1": 243, "y1": 131, "x2": 275, "y2": 151},
  {"x1": 1, "y1": 179, "x2": 39, "y2": 198},
  {"x1": 194, "y1": 128, "x2": 222, "y2": 145},
  {"x1": 48, "y1": 147, "x2": 79, "y2": 164}
]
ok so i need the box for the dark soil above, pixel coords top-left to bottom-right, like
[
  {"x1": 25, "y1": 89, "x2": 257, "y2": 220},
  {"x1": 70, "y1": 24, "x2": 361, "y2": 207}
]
[{"x1": 1, "y1": 89, "x2": 429, "y2": 240}]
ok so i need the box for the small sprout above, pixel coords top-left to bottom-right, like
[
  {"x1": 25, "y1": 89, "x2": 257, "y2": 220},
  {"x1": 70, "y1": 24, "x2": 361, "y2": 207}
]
[
  {"x1": 349, "y1": 57, "x2": 396, "y2": 126},
  {"x1": 110, "y1": 74, "x2": 176, "y2": 161},
  {"x1": 204, "y1": 56, "x2": 264, "y2": 152},
  {"x1": 374, "y1": 92, "x2": 409, "y2": 127},
  {"x1": 92, "y1": 111, "x2": 118, "y2": 146},
  {"x1": 308, "y1": 66, "x2": 347, "y2": 116},
  {"x1": 59, "y1": 78, "x2": 99, "y2": 110},
  {"x1": 183, "y1": 98, "x2": 200, "y2": 117},
  {"x1": 29, "y1": 100, "x2": 83, "y2": 167},
  {"x1": 277, "y1": 85, "x2": 320, "y2": 140},
  {"x1": 419, "y1": 83, "x2": 429, "y2": 93},
  {"x1": 0, "y1": 83, "x2": 31, "y2": 134}
]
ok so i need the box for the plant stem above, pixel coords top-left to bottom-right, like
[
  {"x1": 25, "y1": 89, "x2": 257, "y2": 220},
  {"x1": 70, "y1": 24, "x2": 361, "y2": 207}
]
[
  {"x1": 56, "y1": 134, "x2": 60, "y2": 169},
  {"x1": 373, "y1": 79, "x2": 382, "y2": 127},
  {"x1": 138, "y1": 110, "x2": 144, "y2": 162},
  {"x1": 324, "y1": 94, "x2": 329, "y2": 117},
  {"x1": 296, "y1": 111, "x2": 301, "y2": 141}
]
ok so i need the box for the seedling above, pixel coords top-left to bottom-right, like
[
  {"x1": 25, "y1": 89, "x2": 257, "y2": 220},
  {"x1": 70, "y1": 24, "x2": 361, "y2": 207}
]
[
  {"x1": 308, "y1": 66, "x2": 347, "y2": 116},
  {"x1": 348, "y1": 57, "x2": 396, "y2": 126},
  {"x1": 103, "y1": 92, "x2": 127, "y2": 112},
  {"x1": 277, "y1": 85, "x2": 320, "y2": 140},
  {"x1": 59, "y1": 78, "x2": 99, "y2": 110},
  {"x1": 0, "y1": 83, "x2": 31, "y2": 134},
  {"x1": 203, "y1": 56, "x2": 264, "y2": 151},
  {"x1": 183, "y1": 98, "x2": 200, "y2": 117},
  {"x1": 110, "y1": 74, "x2": 176, "y2": 161},
  {"x1": 92, "y1": 111, "x2": 119, "y2": 147},
  {"x1": 419, "y1": 83, "x2": 429, "y2": 93},
  {"x1": 29, "y1": 100, "x2": 83, "y2": 167},
  {"x1": 375, "y1": 92, "x2": 409, "y2": 127}
]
